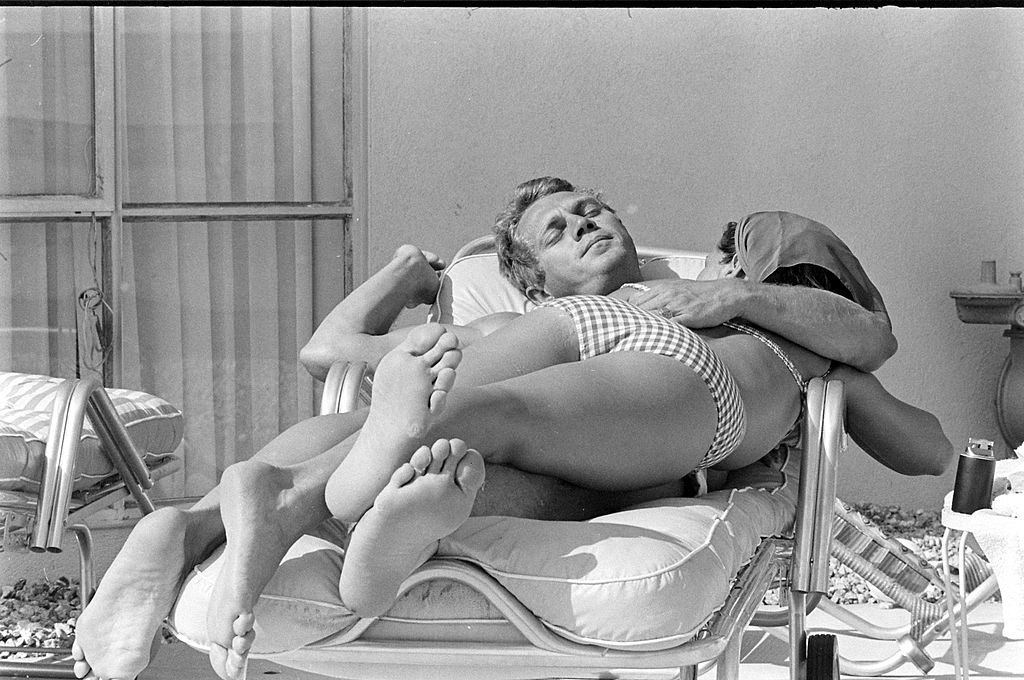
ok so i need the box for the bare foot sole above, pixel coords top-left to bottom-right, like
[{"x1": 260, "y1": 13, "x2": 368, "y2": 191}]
[
  {"x1": 339, "y1": 438, "x2": 485, "y2": 617},
  {"x1": 205, "y1": 460, "x2": 312, "y2": 680},
  {"x1": 71, "y1": 507, "x2": 192, "y2": 679},
  {"x1": 324, "y1": 323, "x2": 462, "y2": 522}
]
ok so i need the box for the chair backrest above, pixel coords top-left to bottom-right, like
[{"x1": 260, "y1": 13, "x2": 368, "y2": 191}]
[{"x1": 428, "y1": 235, "x2": 708, "y2": 325}]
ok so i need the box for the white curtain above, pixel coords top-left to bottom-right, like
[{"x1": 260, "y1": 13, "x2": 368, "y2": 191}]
[
  {"x1": 0, "y1": 223, "x2": 105, "y2": 379},
  {"x1": 1, "y1": 6, "x2": 347, "y2": 497},
  {"x1": 118, "y1": 7, "x2": 326, "y2": 496},
  {"x1": 1, "y1": 7, "x2": 101, "y2": 378}
]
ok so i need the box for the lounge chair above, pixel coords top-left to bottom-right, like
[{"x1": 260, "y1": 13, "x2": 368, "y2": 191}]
[
  {"x1": 0, "y1": 372, "x2": 182, "y2": 675},
  {"x1": 168, "y1": 240, "x2": 846, "y2": 680}
]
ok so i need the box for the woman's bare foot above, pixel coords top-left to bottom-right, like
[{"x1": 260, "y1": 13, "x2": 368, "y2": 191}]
[
  {"x1": 205, "y1": 460, "x2": 323, "y2": 680},
  {"x1": 339, "y1": 438, "x2": 485, "y2": 617},
  {"x1": 71, "y1": 507, "x2": 199, "y2": 680},
  {"x1": 324, "y1": 323, "x2": 461, "y2": 522}
]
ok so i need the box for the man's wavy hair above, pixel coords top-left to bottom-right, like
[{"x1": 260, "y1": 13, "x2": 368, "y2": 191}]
[{"x1": 493, "y1": 176, "x2": 606, "y2": 296}]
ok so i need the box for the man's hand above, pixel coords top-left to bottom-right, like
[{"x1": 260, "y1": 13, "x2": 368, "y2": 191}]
[
  {"x1": 392, "y1": 245, "x2": 447, "y2": 308},
  {"x1": 618, "y1": 277, "x2": 897, "y2": 371},
  {"x1": 623, "y1": 279, "x2": 746, "y2": 328}
]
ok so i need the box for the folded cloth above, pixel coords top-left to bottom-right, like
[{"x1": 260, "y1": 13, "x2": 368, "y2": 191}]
[
  {"x1": 968, "y1": 511, "x2": 1024, "y2": 639},
  {"x1": 991, "y1": 456, "x2": 1024, "y2": 515}
]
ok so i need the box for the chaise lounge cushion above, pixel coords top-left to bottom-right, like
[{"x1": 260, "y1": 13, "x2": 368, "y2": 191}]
[
  {"x1": 430, "y1": 249, "x2": 708, "y2": 326},
  {"x1": 169, "y1": 446, "x2": 798, "y2": 654},
  {"x1": 0, "y1": 372, "x2": 183, "y2": 492}
]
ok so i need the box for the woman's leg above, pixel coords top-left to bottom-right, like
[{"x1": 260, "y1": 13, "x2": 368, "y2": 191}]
[
  {"x1": 325, "y1": 306, "x2": 721, "y2": 521},
  {"x1": 431, "y1": 351, "x2": 720, "y2": 490},
  {"x1": 72, "y1": 409, "x2": 370, "y2": 680}
]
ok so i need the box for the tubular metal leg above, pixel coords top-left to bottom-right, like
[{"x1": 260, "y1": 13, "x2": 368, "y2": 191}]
[
  {"x1": 678, "y1": 664, "x2": 698, "y2": 680},
  {"x1": 941, "y1": 527, "x2": 970, "y2": 680},
  {"x1": 789, "y1": 591, "x2": 808, "y2": 680},
  {"x1": 67, "y1": 523, "x2": 95, "y2": 607},
  {"x1": 716, "y1": 633, "x2": 742, "y2": 680}
]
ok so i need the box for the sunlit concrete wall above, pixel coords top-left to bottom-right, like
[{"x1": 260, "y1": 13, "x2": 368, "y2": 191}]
[{"x1": 365, "y1": 7, "x2": 1024, "y2": 509}]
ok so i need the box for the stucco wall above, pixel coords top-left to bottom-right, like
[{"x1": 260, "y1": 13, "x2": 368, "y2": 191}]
[{"x1": 365, "y1": 7, "x2": 1024, "y2": 509}]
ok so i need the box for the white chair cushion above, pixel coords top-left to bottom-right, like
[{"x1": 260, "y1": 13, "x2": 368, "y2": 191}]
[
  {"x1": 429, "y1": 249, "x2": 708, "y2": 326},
  {"x1": 169, "y1": 448, "x2": 797, "y2": 653},
  {"x1": 0, "y1": 372, "x2": 183, "y2": 492}
]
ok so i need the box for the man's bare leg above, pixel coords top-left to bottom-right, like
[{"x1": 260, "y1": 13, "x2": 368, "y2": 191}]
[
  {"x1": 71, "y1": 508, "x2": 203, "y2": 680},
  {"x1": 70, "y1": 410, "x2": 370, "y2": 680},
  {"x1": 214, "y1": 438, "x2": 485, "y2": 678},
  {"x1": 207, "y1": 323, "x2": 461, "y2": 679}
]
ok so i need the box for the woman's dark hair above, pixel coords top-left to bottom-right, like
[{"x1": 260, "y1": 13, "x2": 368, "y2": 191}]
[
  {"x1": 493, "y1": 177, "x2": 605, "y2": 295},
  {"x1": 716, "y1": 220, "x2": 854, "y2": 301}
]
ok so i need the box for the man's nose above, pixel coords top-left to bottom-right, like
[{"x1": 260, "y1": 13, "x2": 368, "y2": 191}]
[{"x1": 568, "y1": 215, "x2": 598, "y2": 241}]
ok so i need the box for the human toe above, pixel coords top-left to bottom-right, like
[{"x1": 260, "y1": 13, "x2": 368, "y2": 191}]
[
  {"x1": 225, "y1": 648, "x2": 249, "y2": 680},
  {"x1": 408, "y1": 446, "x2": 433, "y2": 474},
  {"x1": 441, "y1": 439, "x2": 469, "y2": 474},
  {"x1": 455, "y1": 449, "x2": 486, "y2": 492},
  {"x1": 232, "y1": 612, "x2": 255, "y2": 636},
  {"x1": 72, "y1": 658, "x2": 91, "y2": 679},
  {"x1": 419, "y1": 332, "x2": 461, "y2": 367},
  {"x1": 232, "y1": 629, "x2": 255, "y2": 655},
  {"x1": 426, "y1": 439, "x2": 452, "y2": 473},
  {"x1": 433, "y1": 366, "x2": 457, "y2": 395},
  {"x1": 401, "y1": 324, "x2": 448, "y2": 356},
  {"x1": 209, "y1": 642, "x2": 231, "y2": 680}
]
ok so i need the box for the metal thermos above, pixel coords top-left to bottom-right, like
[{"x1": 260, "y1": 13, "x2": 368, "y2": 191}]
[{"x1": 951, "y1": 438, "x2": 996, "y2": 514}]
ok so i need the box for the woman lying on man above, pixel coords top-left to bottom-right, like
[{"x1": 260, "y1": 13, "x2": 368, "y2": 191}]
[{"x1": 71, "y1": 177, "x2": 953, "y2": 680}]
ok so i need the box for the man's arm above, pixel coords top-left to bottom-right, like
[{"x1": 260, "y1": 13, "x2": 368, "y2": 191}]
[
  {"x1": 625, "y1": 278, "x2": 897, "y2": 372},
  {"x1": 300, "y1": 245, "x2": 473, "y2": 381}
]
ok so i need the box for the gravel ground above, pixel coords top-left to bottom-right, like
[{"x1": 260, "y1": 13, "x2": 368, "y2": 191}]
[
  {"x1": 820, "y1": 503, "x2": 951, "y2": 606},
  {"x1": 0, "y1": 503, "x2": 989, "y2": 658}
]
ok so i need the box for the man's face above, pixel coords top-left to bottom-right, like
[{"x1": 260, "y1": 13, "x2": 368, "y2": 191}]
[
  {"x1": 516, "y1": 191, "x2": 640, "y2": 300},
  {"x1": 697, "y1": 248, "x2": 742, "y2": 281}
]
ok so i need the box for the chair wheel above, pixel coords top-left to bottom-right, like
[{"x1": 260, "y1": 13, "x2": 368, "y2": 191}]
[{"x1": 806, "y1": 633, "x2": 840, "y2": 680}]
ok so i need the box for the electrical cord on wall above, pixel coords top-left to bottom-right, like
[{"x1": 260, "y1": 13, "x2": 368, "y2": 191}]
[{"x1": 77, "y1": 214, "x2": 113, "y2": 376}]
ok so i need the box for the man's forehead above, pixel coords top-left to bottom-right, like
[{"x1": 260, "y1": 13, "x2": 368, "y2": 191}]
[{"x1": 519, "y1": 191, "x2": 594, "y2": 234}]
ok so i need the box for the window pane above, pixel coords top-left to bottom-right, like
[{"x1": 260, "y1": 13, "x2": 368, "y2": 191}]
[
  {"x1": 120, "y1": 218, "x2": 348, "y2": 496},
  {"x1": 0, "y1": 7, "x2": 96, "y2": 197},
  {"x1": 123, "y1": 7, "x2": 348, "y2": 203},
  {"x1": 0, "y1": 221, "x2": 106, "y2": 377}
]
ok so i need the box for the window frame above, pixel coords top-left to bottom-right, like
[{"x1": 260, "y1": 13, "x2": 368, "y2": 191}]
[
  {"x1": 0, "y1": 6, "x2": 369, "y2": 386},
  {"x1": 0, "y1": 8, "x2": 115, "y2": 216}
]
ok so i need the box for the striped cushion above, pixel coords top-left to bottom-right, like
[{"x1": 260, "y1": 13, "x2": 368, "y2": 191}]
[{"x1": 0, "y1": 372, "x2": 182, "y2": 493}]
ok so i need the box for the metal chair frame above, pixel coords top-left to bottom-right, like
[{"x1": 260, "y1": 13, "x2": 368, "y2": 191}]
[
  {"x1": 288, "y1": 238, "x2": 997, "y2": 679},
  {"x1": 277, "y1": 358, "x2": 846, "y2": 680},
  {"x1": 0, "y1": 375, "x2": 179, "y2": 678}
]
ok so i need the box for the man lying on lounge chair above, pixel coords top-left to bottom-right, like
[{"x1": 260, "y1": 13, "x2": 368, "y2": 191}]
[{"x1": 70, "y1": 177, "x2": 951, "y2": 680}]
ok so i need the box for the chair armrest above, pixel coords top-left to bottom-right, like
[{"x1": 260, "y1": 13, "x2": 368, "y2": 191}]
[
  {"x1": 33, "y1": 376, "x2": 158, "y2": 551},
  {"x1": 790, "y1": 377, "x2": 846, "y2": 596},
  {"x1": 319, "y1": 360, "x2": 371, "y2": 415}
]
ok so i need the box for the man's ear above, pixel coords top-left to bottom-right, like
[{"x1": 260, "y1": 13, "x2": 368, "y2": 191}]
[{"x1": 526, "y1": 286, "x2": 553, "y2": 304}]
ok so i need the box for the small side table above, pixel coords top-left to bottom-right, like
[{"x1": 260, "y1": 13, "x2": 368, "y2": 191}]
[{"x1": 941, "y1": 506, "x2": 1024, "y2": 680}]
